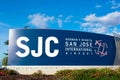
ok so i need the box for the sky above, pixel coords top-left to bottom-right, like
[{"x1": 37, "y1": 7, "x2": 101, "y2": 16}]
[{"x1": 0, "y1": 0, "x2": 120, "y2": 66}]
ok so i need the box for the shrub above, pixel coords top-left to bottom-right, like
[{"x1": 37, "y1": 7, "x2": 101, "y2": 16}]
[
  {"x1": 32, "y1": 70, "x2": 42, "y2": 77},
  {"x1": 5, "y1": 69, "x2": 19, "y2": 75},
  {"x1": 0, "y1": 69, "x2": 19, "y2": 76},
  {"x1": 0, "y1": 70, "x2": 6, "y2": 76},
  {"x1": 55, "y1": 69, "x2": 72, "y2": 77},
  {"x1": 55, "y1": 68, "x2": 120, "y2": 80},
  {"x1": 55, "y1": 69, "x2": 73, "y2": 80}
]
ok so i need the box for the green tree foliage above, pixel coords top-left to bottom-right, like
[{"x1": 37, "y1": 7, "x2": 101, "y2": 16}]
[
  {"x1": 24, "y1": 26, "x2": 30, "y2": 29},
  {"x1": 2, "y1": 40, "x2": 9, "y2": 66},
  {"x1": 2, "y1": 56, "x2": 8, "y2": 66},
  {"x1": 4, "y1": 40, "x2": 9, "y2": 45}
]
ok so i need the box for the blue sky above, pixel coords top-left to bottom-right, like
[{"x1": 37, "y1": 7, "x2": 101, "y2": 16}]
[{"x1": 0, "y1": 0, "x2": 120, "y2": 65}]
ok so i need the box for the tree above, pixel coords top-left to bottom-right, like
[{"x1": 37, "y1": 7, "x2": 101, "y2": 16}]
[
  {"x1": 2, "y1": 56, "x2": 8, "y2": 66},
  {"x1": 4, "y1": 40, "x2": 9, "y2": 45},
  {"x1": 24, "y1": 26, "x2": 30, "y2": 29},
  {"x1": 2, "y1": 40, "x2": 9, "y2": 66},
  {"x1": 3, "y1": 40, "x2": 9, "y2": 55}
]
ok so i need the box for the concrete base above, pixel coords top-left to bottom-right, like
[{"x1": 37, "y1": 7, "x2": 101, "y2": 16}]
[{"x1": 4, "y1": 66, "x2": 119, "y2": 75}]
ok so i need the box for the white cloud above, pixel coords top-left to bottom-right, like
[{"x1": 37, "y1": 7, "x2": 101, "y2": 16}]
[
  {"x1": 64, "y1": 16, "x2": 73, "y2": 23},
  {"x1": 57, "y1": 15, "x2": 63, "y2": 27},
  {"x1": 95, "y1": 5, "x2": 102, "y2": 8},
  {"x1": 28, "y1": 13, "x2": 54, "y2": 28},
  {"x1": 81, "y1": 11, "x2": 120, "y2": 33},
  {"x1": 92, "y1": 27, "x2": 107, "y2": 33},
  {"x1": 58, "y1": 18, "x2": 63, "y2": 27},
  {"x1": 57, "y1": 15, "x2": 73, "y2": 27},
  {"x1": 110, "y1": 0, "x2": 120, "y2": 9},
  {"x1": 28, "y1": 13, "x2": 73, "y2": 28},
  {"x1": 83, "y1": 14, "x2": 97, "y2": 23}
]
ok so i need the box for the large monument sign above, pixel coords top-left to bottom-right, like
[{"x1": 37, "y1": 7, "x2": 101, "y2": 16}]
[{"x1": 8, "y1": 29, "x2": 120, "y2": 65}]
